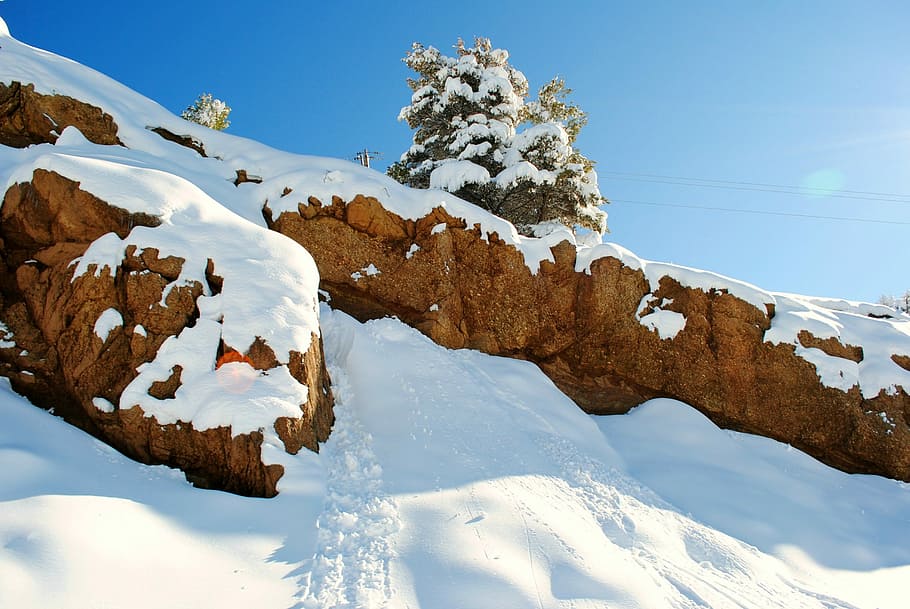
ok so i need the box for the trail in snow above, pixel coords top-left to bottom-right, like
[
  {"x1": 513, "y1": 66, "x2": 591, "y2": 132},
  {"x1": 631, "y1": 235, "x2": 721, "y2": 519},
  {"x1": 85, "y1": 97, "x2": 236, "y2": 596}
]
[{"x1": 299, "y1": 321, "x2": 400, "y2": 609}]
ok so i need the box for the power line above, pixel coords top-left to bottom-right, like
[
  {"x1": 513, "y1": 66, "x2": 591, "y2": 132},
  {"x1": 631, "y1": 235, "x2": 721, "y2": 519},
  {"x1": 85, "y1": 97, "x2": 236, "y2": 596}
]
[
  {"x1": 612, "y1": 198, "x2": 910, "y2": 226},
  {"x1": 605, "y1": 176, "x2": 910, "y2": 203},
  {"x1": 600, "y1": 170, "x2": 910, "y2": 204},
  {"x1": 601, "y1": 169, "x2": 910, "y2": 198}
]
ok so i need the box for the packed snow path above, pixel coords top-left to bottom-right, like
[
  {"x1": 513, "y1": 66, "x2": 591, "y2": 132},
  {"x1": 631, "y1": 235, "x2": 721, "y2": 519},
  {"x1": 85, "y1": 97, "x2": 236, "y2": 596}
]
[{"x1": 299, "y1": 329, "x2": 400, "y2": 609}]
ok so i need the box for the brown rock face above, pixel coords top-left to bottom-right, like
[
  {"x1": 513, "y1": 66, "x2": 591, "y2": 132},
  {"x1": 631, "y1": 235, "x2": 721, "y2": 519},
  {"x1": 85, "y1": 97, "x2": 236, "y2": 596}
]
[
  {"x1": 0, "y1": 170, "x2": 333, "y2": 497},
  {"x1": 269, "y1": 194, "x2": 910, "y2": 482},
  {"x1": 0, "y1": 82, "x2": 121, "y2": 147}
]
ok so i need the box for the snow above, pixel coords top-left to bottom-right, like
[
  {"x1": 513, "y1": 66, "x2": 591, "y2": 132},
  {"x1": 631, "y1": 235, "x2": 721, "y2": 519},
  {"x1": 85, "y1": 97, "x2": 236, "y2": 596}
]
[
  {"x1": 636, "y1": 295, "x2": 688, "y2": 339},
  {"x1": 0, "y1": 377, "x2": 316, "y2": 609},
  {"x1": 596, "y1": 398, "x2": 910, "y2": 609},
  {"x1": 13, "y1": 146, "x2": 319, "y2": 364},
  {"x1": 639, "y1": 309, "x2": 687, "y2": 339},
  {"x1": 0, "y1": 321, "x2": 15, "y2": 349},
  {"x1": 119, "y1": 318, "x2": 310, "y2": 436},
  {"x1": 351, "y1": 263, "x2": 380, "y2": 281},
  {"x1": 449, "y1": 120, "x2": 497, "y2": 155},
  {"x1": 579, "y1": 243, "x2": 777, "y2": 313},
  {"x1": 503, "y1": 122, "x2": 571, "y2": 173},
  {"x1": 2, "y1": 131, "x2": 322, "y2": 444},
  {"x1": 2, "y1": 19, "x2": 910, "y2": 608},
  {"x1": 494, "y1": 159, "x2": 555, "y2": 187},
  {"x1": 300, "y1": 366, "x2": 400, "y2": 608},
  {"x1": 1, "y1": 302, "x2": 909, "y2": 608},
  {"x1": 456, "y1": 140, "x2": 492, "y2": 160},
  {"x1": 0, "y1": 23, "x2": 529, "y2": 268},
  {"x1": 307, "y1": 308, "x2": 910, "y2": 609},
  {"x1": 429, "y1": 159, "x2": 490, "y2": 191},
  {"x1": 92, "y1": 308, "x2": 122, "y2": 342},
  {"x1": 577, "y1": 244, "x2": 910, "y2": 397},
  {"x1": 91, "y1": 397, "x2": 115, "y2": 413},
  {"x1": 790, "y1": 293, "x2": 907, "y2": 320},
  {"x1": 766, "y1": 292, "x2": 910, "y2": 397}
]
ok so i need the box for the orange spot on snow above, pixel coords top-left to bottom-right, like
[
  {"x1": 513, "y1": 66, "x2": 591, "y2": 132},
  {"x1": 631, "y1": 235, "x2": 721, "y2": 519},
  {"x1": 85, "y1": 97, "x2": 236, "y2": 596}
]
[{"x1": 216, "y1": 350, "x2": 254, "y2": 369}]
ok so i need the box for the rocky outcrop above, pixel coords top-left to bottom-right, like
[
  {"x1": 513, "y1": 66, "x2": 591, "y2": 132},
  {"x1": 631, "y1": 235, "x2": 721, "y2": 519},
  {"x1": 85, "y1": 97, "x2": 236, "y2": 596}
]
[
  {"x1": 149, "y1": 127, "x2": 207, "y2": 157},
  {"x1": 0, "y1": 81, "x2": 121, "y2": 148},
  {"x1": 268, "y1": 194, "x2": 910, "y2": 482},
  {"x1": 0, "y1": 170, "x2": 333, "y2": 497},
  {"x1": 1, "y1": 75, "x2": 905, "y2": 489}
]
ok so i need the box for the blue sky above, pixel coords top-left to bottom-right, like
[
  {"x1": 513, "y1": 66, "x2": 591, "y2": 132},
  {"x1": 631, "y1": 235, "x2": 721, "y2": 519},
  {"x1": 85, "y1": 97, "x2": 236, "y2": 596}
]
[{"x1": 3, "y1": 1, "x2": 909, "y2": 302}]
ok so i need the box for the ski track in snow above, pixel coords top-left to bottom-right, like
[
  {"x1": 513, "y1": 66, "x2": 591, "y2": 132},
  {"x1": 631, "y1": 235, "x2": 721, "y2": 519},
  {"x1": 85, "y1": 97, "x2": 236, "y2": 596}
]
[{"x1": 299, "y1": 358, "x2": 400, "y2": 609}]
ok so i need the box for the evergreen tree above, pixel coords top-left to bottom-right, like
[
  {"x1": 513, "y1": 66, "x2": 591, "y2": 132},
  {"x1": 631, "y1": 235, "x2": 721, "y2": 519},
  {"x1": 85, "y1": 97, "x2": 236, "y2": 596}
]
[
  {"x1": 181, "y1": 93, "x2": 231, "y2": 131},
  {"x1": 498, "y1": 77, "x2": 605, "y2": 233},
  {"x1": 390, "y1": 37, "x2": 527, "y2": 209},
  {"x1": 390, "y1": 38, "x2": 607, "y2": 236},
  {"x1": 523, "y1": 77, "x2": 587, "y2": 143}
]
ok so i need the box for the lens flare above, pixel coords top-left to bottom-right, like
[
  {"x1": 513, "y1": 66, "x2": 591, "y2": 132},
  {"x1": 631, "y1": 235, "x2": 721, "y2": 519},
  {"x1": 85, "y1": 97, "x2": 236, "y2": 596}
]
[
  {"x1": 800, "y1": 168, "x2": 845, "y2": 197},
  {"x1": 216, "y1": 351, "x2": 257, "y2": 393}
]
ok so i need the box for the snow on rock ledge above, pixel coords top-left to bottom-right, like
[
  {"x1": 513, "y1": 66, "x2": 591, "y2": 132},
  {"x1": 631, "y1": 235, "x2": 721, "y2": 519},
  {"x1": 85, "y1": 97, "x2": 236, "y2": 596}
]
[
  {"x1": 270, "y1": 193, "x2": 910, "y2": 483},
  {"x1": 0, "y1": 167, "x2": 333, "y2": 497},
  {"x1": 2, "y1": 21, "x2": 908, "y2": 484}
]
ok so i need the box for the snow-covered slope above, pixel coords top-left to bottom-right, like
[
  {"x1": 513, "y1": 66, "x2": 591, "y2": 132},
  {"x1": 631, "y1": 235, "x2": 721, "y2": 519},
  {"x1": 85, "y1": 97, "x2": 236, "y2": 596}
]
[
  {"x1": 2, "y1": 307, "x2": 908, "y2": 608},
  {"x1": 1, "y1": 17, "x2": 909, "y2": 609}
]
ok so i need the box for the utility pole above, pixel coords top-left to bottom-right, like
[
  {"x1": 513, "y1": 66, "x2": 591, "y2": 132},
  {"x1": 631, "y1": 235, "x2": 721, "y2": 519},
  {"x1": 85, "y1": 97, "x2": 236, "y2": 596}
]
[{"x1": 354, "y1": 148, "x2": 381, "y2": 168}]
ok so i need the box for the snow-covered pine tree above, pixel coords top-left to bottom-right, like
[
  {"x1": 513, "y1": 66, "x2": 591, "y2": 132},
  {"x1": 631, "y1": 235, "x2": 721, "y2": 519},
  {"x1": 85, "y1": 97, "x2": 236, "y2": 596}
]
[
  {"x1": 390, "y1": 39, "x2": 607, "y2": 236},
  {"x1": 181, "y1": 93, "x2": 231, "y2": 131},
  {"x1": 497, "y1": 77, "x2": 607, "y2": 234},
  {"x1": 389, "y1": 37, "x2": 527, "y2": 210}
]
